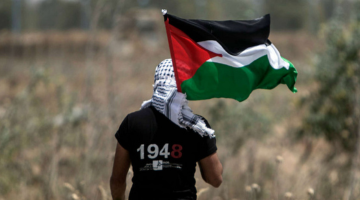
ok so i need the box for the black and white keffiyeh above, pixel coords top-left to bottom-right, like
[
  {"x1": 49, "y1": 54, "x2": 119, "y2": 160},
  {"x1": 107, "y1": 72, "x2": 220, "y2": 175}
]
[{"x1": 141, "y1": 59, "x2": 215, "y2": 137}]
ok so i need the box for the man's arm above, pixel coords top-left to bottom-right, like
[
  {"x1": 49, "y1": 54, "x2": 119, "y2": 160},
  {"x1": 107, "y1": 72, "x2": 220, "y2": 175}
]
[
  {"x1": 198, "y1": 152, "x2": 223, "y2": 188},
  {"x1": 110, "y1": 143, "x2": 131, "y2": 200}
]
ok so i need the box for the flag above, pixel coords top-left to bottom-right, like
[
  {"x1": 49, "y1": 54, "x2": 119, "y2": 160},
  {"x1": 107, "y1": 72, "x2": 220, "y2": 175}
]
[{"x1": 163, "y1": 10, "x2": 298, "y2": 102}]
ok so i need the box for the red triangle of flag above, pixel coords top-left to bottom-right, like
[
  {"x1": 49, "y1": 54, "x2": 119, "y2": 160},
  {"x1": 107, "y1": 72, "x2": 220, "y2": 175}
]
[{"x1": 165, "y1": 19, "x2": 222, "y2": 92}]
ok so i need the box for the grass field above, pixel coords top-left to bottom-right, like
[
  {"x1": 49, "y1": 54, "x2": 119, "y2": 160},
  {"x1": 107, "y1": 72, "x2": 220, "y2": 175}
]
[{"x1": 0, "y1": 25, "x2": 356, "y2": 200}]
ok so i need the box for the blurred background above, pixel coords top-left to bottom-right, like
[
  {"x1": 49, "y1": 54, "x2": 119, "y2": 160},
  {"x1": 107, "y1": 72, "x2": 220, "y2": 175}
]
[{"x1": 0, "y1": 0, "x2": 359, "y2": 199}]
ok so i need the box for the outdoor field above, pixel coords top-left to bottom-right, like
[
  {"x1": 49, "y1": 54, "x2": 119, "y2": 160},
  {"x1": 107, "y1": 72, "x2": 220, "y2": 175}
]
[{"x1": 0, "y1": 1, "x2": 359, "y2": 200}]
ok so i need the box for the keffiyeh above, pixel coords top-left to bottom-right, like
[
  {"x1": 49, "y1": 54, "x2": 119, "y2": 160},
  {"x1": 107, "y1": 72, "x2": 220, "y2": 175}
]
[{"x1": 141, "y1": 59, "x2": 215, "y2": 137}]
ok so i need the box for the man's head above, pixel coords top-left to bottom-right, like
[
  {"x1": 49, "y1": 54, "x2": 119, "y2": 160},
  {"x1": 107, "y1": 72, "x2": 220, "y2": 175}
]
[{"x1": 154, "y1": 59, "x2": 176, "y2": 85}]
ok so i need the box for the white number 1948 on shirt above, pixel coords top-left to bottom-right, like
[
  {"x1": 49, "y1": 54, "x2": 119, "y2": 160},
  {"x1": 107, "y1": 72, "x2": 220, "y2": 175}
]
[{"x1": 136, "y1": 143, "x2": 182, "y2": 159}]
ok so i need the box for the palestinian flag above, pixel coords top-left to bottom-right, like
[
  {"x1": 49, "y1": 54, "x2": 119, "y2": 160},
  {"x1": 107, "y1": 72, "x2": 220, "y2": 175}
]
[{"x1": 163, "y1": 10, "x2": 297, "y2": 102}]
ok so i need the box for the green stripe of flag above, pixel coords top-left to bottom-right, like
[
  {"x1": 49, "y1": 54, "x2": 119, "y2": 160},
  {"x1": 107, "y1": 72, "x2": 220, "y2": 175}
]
[{"x1": 181, "y1": 56, "x2": 297, "y2": 101}]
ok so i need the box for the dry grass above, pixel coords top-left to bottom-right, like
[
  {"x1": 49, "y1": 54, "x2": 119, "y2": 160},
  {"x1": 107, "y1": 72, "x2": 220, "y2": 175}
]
[{"x1": 0, "y1": 23, "x2": 355, "y2": 200}]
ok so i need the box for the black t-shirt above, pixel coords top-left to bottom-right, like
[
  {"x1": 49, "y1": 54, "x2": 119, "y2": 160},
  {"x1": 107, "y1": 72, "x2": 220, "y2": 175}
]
[{"x1": 115, "y1": 106, "x2": 217, "y2": 200}]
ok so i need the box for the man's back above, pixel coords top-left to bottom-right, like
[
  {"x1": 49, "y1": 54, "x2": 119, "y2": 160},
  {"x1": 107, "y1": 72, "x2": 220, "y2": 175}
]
[{"x1": 115, "y1": 106, "x2": 217, "y2": 200}]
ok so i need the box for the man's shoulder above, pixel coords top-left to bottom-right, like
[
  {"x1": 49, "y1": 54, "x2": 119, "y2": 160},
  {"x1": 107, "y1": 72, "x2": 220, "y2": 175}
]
[
  {"x1": 126, "y1": 107, "x2": 154, "y2": 122},
  {"x1": 195, "y1": 115, "x2": 211, "y2": 129},
  {"x1": 127, "y1": 107, "x2": 155, "y2": 124}
]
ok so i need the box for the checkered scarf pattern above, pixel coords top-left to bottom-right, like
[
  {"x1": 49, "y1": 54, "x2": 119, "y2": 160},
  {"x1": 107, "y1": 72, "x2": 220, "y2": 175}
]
[{"x1": 141, "y1": 59, "x2": 215, "y2": 137}]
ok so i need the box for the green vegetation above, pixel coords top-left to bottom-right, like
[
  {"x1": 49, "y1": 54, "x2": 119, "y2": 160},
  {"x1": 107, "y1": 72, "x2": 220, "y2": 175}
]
[{"x1": 299, "y1": 5, "x2": 360, "y2": 153}]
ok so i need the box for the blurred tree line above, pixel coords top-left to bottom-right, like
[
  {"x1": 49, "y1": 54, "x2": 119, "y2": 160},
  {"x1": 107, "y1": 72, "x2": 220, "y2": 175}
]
[
  {"x1": 0, "y1": 0, "x2": 344, "y2": 32},
  {"x1": 298, "y1": 1, "x2": 360, "y2": 154}
]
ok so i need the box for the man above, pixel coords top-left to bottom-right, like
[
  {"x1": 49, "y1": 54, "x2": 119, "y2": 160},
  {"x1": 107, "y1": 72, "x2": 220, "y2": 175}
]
[{"x1": 110, "y1": 59, "x2": 223, "y2": 200}]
